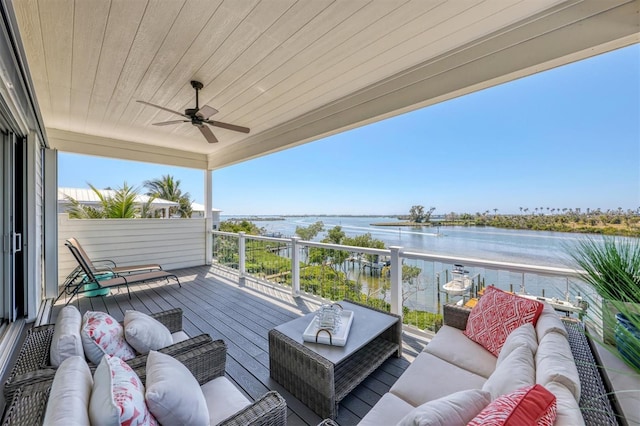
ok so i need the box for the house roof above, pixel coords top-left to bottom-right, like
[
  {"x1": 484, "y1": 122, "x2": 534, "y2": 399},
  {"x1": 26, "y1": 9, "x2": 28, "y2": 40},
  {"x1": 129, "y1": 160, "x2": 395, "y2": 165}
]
[
  {"x1": 6, "y1": 0, "x2": 639, "y2": 170},
  {"x1": 58, "y1": 187, "x2": 179, "y2": 207},
  {"x1": 191, "y1": 202, "x2": 222, "y2": 213}
]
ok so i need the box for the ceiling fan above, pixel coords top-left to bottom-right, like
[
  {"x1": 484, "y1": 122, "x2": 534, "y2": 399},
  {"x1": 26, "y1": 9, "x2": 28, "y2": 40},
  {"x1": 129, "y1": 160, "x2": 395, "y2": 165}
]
[{"x1": 136, "y1": 80, "x2": 250, "y2": 144}]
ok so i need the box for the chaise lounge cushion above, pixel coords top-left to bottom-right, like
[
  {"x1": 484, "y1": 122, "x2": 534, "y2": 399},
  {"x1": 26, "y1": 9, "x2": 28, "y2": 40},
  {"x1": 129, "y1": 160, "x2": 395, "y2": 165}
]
[
  {"x1": 42, "y1": 356, "x2": 93, "y2": 425},
  {"x1": 424, "y1": 325, "x2": 497, "y2": 378},
  {"x1": 145, "y1": 350, "x2": 209, "y2": 425},
  {"x1": 464, "y1": 286, "x2": 543, "y2": 356},
  {"x1": 124, "y1": 310, "x2": 173, "y2": 354},
  {"x1": 90, "y1": 355, "x2": 157, "y2": 425},
  {"x1": 468, "y1": 384, "x2": 556, "y2": 426},
  {"x1": 81, "y1": 311, "x2": 136, "y2": 364},
  {"x1": 50, "y1": 305, "x2": 83, "y2": 367},
  {"x1": 390, "y1": 352, "x2": 486, "y2": 407},
  {"x1": 397, "y1": 389, "x2": 491, "y2": 426}
]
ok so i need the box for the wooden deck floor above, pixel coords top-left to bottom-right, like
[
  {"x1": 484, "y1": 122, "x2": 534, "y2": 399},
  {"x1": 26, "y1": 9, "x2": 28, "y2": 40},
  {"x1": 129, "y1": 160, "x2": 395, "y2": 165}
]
[{"x1": 49, "y1": 265, "x2": 429, "y2": 426}]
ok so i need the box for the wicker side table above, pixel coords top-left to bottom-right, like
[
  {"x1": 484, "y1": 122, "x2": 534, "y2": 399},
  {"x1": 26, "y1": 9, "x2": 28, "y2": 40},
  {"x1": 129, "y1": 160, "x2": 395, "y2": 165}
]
[{"x1": 269, "y1": 300, "x2": 401, "y2": 419}]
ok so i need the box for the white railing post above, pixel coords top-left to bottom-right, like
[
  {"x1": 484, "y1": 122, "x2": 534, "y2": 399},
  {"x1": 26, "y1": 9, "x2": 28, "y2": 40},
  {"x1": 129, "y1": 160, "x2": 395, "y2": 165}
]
[
  {"x1": 238, "y1": 232, "x2": 246, "y2": 278},
  {"x1": 390, "y1": 246, "x2": 403, "y2": 317},
  {"x1": 291, "y1": 237, "x2": 300, "y2": 297}
]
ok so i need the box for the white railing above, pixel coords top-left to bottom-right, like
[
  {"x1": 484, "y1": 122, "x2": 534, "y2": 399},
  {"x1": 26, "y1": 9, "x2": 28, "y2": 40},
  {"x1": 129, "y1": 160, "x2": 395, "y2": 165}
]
[{"x1": 212, "y1": 231, "x2": 590, "y2": 333}]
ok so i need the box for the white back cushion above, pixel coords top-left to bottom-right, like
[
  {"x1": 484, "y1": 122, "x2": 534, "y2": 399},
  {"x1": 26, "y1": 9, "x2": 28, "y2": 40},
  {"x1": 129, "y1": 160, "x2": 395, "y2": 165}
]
[
  {"x1": 43, "y1": 356, "x2": 93, "y2": 425},
  {"x1": 536, "y1": 302, "x2": 568, "y2": 341},
  {"x1": 50, "y1": 305, "x2": 83, "y2": 367},
  {"x1": 497, "y1": 323, "x2": 538, "y2": 366},
  {"x1": 483, "y1": 345, "x2": 535, "y2": 400},
  {"x1": 536, "y1": 331, "x2": 581, "y2": 401},
  {"x1": 145, "y1": 350, "x2": 209, "y2": 425}
]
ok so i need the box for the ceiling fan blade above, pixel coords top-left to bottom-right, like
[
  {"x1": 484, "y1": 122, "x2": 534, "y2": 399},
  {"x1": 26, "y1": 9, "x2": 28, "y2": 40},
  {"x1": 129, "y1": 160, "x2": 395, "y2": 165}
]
[
  {"x1": 206, "y1": 120, "x2": 250, "y2": 134},
  {"x1": 153, "y1": 120, "x2": 189, "y2": 126},
  {"x1": 137, "y1": 100, "x2": 188, "y2": 118},
  {"x1": 197, "y1": 124, "x2": 218, "y2": 143},
  {"x1": 196, "y1": 105, "x2": 218, "y2": 120}
]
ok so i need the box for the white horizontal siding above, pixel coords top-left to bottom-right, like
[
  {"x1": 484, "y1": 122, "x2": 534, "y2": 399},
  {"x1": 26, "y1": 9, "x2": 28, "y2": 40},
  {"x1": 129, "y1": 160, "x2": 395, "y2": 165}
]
[{"x1": 58, "y1": 214, "x2": 206, "y2": 285}]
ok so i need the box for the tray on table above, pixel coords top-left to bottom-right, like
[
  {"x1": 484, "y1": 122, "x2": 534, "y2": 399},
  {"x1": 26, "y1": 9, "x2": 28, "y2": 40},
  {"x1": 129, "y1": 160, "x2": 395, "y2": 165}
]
[{"x1": 302, "y1": 310, "x2": 354, "y2": 346}]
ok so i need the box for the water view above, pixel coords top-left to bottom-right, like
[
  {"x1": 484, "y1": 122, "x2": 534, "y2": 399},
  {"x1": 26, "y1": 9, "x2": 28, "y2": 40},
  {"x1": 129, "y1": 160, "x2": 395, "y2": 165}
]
[{"x1": 223, "y1": 215, "x2": 592, "y2": 268}]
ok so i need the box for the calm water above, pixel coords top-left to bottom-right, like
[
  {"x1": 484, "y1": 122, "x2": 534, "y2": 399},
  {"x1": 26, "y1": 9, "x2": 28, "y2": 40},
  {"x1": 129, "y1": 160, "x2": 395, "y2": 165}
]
[
  {"x1": 222, "y1": 215, "x2": 619, "y2": 311},
  {"x1": 224, "y1": 215, "x2": 597, "y2": 268}
]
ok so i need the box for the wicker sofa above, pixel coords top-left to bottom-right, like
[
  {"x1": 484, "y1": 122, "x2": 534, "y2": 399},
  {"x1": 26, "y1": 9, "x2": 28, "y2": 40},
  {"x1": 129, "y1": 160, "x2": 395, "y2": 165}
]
[
  {"x1": 3, "y1": 307, "x2": 210, "y2": 405},
  {"x1": 358, "y1": 302, "x2": 619, "y2": 426},
  {"x1": 1, "y1": 339, "x2": 288, "y2": 426}
]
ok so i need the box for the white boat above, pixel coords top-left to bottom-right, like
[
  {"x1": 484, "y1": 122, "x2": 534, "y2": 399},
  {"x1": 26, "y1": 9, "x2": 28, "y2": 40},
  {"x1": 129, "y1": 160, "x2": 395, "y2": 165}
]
[
  {"x1": 516, "y1": 293, "x2": 586, "y2": 315},
  {"x1": 442, "y1": 264, "x2": 472, "y2": 296},
  {"x1": 443, "y1": 278, "x2": 473, "y2": 296}
]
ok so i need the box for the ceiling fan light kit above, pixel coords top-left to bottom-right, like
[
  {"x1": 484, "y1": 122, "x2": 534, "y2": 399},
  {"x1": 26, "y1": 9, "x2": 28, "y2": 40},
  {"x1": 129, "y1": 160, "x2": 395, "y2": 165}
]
[{"x1": 137, "y1": 80, "x2": 250, "y2": 144}]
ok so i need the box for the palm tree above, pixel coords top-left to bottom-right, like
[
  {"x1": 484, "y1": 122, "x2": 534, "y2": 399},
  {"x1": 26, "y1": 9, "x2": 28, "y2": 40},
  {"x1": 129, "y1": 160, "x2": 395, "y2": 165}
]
[
  {"x1": 66, "y1": 183, "x2": 140, "y2": 218},
  {"x1": 144, "y1": 174, "x2": 192, "y2": 218}
]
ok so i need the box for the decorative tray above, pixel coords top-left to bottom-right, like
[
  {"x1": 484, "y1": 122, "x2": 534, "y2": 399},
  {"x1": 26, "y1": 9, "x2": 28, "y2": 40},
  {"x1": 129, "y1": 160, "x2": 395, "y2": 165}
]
[{"x1": 302, "y1": 309, "x2": 354, "y2": 346}]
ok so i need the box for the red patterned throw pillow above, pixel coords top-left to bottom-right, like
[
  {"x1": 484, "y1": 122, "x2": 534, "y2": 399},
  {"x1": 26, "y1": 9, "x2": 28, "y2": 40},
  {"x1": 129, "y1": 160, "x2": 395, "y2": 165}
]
[
  {"x1": 464, "y1": 286, "x2": 543, "y2": 356},
  {"x1": 468, "y1": 384, "x2": 557, "y2": 426}
]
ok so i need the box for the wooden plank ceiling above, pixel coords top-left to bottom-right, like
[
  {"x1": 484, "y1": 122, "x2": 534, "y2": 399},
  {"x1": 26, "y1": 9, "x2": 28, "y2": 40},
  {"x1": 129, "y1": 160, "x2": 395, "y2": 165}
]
[{"x1": 8, "y1": 0, "x2": 640, "y2": 169}]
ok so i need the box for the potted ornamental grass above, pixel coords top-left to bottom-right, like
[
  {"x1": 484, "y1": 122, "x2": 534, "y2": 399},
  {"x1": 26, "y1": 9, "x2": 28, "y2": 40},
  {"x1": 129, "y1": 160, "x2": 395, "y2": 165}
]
[{"x1": 566, "y1": 236, "x2": 640, "y2": 372}]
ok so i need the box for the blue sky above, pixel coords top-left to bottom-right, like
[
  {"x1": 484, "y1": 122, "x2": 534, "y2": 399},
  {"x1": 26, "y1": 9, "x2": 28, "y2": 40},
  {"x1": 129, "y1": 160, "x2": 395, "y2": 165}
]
[{"x1": 59, "y1": 45, "x2": 640, "y2": 216}]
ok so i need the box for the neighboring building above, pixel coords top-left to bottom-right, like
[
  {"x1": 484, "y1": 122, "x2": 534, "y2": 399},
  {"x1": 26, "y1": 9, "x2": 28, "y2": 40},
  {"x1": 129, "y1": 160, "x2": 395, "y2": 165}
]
[
  {"x1": 190, "y1": 203, "x2": 222, "y2": 229},
  {"x1": 58, "y1": 187, "x2": 179, "y2": 218}
]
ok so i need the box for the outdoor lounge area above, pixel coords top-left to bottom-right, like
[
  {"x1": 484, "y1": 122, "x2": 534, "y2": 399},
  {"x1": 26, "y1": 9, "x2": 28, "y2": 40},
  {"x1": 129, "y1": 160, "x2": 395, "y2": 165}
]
[
  {"x1": 3, "y1": 265, "x2": 426, "y2": 425},
  {"x1": 3, "y1": 261, "x2": 637, "y2": 425},
  {"x1": 0, "y1": 1, "x2": 638, "y2": 425}
]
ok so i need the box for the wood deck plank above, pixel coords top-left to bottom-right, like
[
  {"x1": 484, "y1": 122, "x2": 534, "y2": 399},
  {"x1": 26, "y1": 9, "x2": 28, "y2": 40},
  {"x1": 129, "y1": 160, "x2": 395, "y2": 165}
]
[{"x1": 49, "y1": 265, "x2": 427, "y2": 426}]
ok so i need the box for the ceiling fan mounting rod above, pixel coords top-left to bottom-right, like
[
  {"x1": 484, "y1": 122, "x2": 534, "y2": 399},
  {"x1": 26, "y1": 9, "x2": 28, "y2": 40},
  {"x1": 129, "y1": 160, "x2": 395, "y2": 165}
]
[{"x1": 191, "y1": 80, "x2": 203, "y2": 109}]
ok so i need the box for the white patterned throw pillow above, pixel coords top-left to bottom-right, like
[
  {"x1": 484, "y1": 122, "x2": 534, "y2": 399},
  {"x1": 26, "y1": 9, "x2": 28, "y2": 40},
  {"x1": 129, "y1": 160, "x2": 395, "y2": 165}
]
[
  {"x1": 90, "y1": 355, "x2": 157, "y2": 426},
  {"x1": 81, "y1": 311, "x2": 136, "y2": 364}
]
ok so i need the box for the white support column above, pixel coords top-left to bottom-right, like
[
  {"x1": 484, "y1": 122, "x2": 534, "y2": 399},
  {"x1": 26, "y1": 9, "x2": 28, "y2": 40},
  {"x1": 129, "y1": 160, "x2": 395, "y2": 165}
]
[
  {"x1": 291, "y1": 237, "x2": 300, "y2": 297},
  {"x1": 238, "y1": 232, "x2": 246, "y2": 277},
  {"x1": 390, "y1": 246, "x2": 403, "y2": 317},
  {"x1": 204, "y1": 170, "x2": 213, "y2": 265}
]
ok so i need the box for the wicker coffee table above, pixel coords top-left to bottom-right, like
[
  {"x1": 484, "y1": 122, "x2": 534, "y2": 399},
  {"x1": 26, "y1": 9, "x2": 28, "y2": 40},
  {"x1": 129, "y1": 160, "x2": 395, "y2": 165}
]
[{"x1": 268, "y1": 300, "x2": 401, "y2": 419}]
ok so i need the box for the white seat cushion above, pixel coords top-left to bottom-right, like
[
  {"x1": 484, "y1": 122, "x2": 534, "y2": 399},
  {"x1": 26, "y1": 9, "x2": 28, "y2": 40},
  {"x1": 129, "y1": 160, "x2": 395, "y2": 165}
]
[
  {"x1": 201, "y1": 377, "x2": 252, "y2": 425},
  {"x1": 357, "y1": 392, "x2": 414, "y2": 426},
  {"x1": 390, "y1": 352, "x2": 486, "y2": 407},
  {"x1": 545, "y1": 382, "x2": 586, "y2": 426},
  {"x1": 424, "y1": 325, "x2": 497, "y2": 378},
  {"x1": 536, "y1": 331, "x2": 581, "y2": 401},
  {"x1": 124, "y1": 310, "x2": 174, "y2": 354},
  {"x1": 171, "y1": 330, "x2": 190, "y2": 344},
  {"x1": 43, "y1": 356, "x2": 93, "y2": 425},
  {"x1": 50, "y1": 305, "x2": 83, "y2": 367}
]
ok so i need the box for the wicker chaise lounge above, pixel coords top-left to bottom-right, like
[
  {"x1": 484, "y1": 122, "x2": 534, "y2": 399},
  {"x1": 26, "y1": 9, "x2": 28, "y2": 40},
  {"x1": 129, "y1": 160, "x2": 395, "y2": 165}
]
[
  {"x1": 1, "y1": 340, "x2": 288, "y2": 426},
  {"x1": 3, "y1": 308, "x2": 211, "y2": 405}
]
